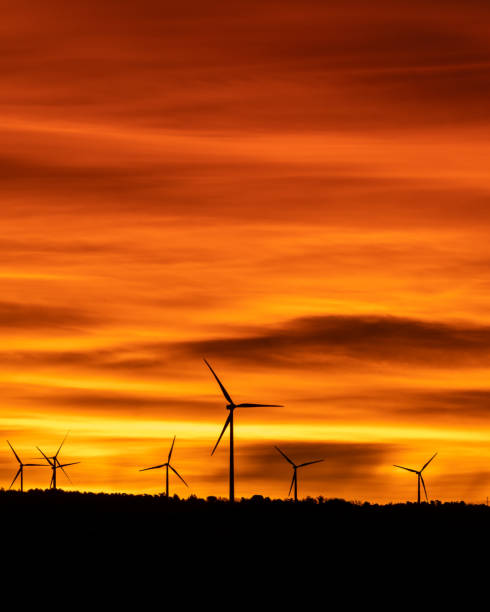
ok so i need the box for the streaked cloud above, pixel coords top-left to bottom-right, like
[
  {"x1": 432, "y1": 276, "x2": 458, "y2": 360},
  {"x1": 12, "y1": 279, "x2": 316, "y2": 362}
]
[
  {"x1": 0, "y1": 301, "x2": 100, "y2": 331},
  {"x1": 175, "y1": 315, "x2": 490, "y2": 368}
]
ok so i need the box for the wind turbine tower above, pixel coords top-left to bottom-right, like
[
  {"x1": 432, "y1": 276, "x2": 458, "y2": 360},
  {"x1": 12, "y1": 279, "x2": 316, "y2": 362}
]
[
  {"x1": 393, "y1": 452, "x2": 437, "y2": 504},
  {"x1": 275, "y1": 446, "x2": 324, "y2": 502},
  {"x1": 204, "y1": 359, "x2": 283, "y2": 502},
  {"x1": 6, "y1": 440, "x2": 45, "y2": 492},
  {"x1": 139, "y1": 436, "x2": 189, "y2": 497},
  {"x1": 37, "y1": 432, "x2": 80, "y2": 490}
]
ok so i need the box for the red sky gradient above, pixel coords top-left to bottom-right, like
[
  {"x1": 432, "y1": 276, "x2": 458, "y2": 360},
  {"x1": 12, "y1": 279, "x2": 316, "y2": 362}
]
[{"x1": 2, "y1": 1, "x2": 490, "y2": 501}]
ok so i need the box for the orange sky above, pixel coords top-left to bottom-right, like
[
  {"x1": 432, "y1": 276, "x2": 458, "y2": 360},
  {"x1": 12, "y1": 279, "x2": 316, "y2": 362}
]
[{"x1": 2, "y1": 0, "x2": 490, "y2": 502}]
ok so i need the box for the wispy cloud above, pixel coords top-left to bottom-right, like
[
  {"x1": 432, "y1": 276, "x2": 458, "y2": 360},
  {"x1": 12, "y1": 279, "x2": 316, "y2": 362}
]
[
  {"x1": 176, "y1": 315, "x2": 490, "y2": 368},
  {"x1": 0, "y1": 301, "x2": 100, "y2": 331}
]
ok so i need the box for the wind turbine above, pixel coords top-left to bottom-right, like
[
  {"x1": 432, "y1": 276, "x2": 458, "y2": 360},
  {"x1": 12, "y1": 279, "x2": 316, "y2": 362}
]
[
  {"x1": 275, "y1": 446, "x2": 324, "y2": 502},
  {"x1": 393, "y1": 452, "x2": 437, "y2": 504},
  {"x1": 139, "y1": 436, "x2": 189, "y2": 497},
  {"x1": 37, "y1": 432, "x2": 80, "y2": 490},
  {"x1": 204, "y1": 358, "x2": 283, "y2": 502},
  {"x1": 6, "y1": 440, "x2": 45, "y2": 492}
]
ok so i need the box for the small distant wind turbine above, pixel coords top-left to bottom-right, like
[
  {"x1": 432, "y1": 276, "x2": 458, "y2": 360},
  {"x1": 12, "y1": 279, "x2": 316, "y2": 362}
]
[
  {"x1": 393, "y1": 452, "x2": 437, "y2": 504},
  {"x1": 139, "y1": 436, "x2": 188, "y2": 497},
  {"x1": 204, "y1": 359, "x2": 283, "y2": 502},
  {"x1": 6, "y1": 440, "x2": 45, "y2": 492},
  {"x1": 275, "y1": 446, "x2": 324, "y2": 502},
  {"x1": 37, "y1": 432, "x2": 80, "y2": 490}
]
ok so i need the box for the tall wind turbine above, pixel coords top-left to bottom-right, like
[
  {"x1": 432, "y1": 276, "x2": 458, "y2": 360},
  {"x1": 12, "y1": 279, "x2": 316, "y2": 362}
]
[
  {"x1": 394, "y1": 452, "x2": 437, "y2": 504},
  {"x1": 275, "y1": 446, "x2": 324, "y2": 502},
  {"x1": 37, "y1": 432, "x2": 80, "y2": 490},
  {"x1": 204, "y1": 359, "x2": 283, "y2": 502},
  {"x1": 6, "y1": 440, "x2": 45, "y2": 492},
  {"x1": 139, "y1": 436, "x2": 189, "y2": 497}
]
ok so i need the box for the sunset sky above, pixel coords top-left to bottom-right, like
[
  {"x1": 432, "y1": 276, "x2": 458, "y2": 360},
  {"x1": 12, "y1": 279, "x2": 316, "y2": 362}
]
[{"x1": 2, "y1": 0, "x2": 490, "y2": 502}]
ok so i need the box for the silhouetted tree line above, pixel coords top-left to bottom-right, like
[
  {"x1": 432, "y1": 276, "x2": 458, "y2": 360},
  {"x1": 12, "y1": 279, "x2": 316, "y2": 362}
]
[
  {"x1": 2, "y1": 488, "x2": 488, "y2": 590},
  {"x1": 2, "y1": 488, "x2": 489, "y2": 544}
]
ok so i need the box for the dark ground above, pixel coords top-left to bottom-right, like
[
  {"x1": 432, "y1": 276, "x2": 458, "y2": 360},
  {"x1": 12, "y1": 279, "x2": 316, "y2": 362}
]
[{"x1": 2, "y1": 490, "x2": 487, "y2": 602}]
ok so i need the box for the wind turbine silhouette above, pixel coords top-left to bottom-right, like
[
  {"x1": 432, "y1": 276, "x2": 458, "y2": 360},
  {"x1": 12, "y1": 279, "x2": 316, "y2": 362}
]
[
  {"x1": 6, "y1": 440, "x2": 45, "y2": 492},
  {"x1": 204, "y1": 358, "x2": 283, "y2": 502},
  {"x1": 37, "y1": 432, "x2": 80, "y2": 490},
  {"x1": 139, "y1": 436, "x2": 189, "y2": 497},
  {"x1": 275, "y1": 446, "x2": 324, "y2": 502},
  {"x1": 394, "y1": 452, "x2": 437, "y2": 504}
]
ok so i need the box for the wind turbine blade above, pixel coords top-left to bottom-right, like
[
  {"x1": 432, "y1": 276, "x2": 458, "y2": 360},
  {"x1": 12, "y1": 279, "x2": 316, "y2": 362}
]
[
  {"x1": 393, "y1": 464, "x2": 418, "y2": 473},
  {"x1": 37, "y1": 447, "x2": 54, "y2": 466},
  {"x1": 288, "y1": 472, "x2": 296, "y2": 497},
  {"x1": 139, "y1": 463, "x2": 167, "y2": 471},
  {"x1": 421, "y1": 452, "x2": 438, "y2": 472},
  {"x1": 169, "y1": 465, "x2": 189, "y2": 487},
  {"x1": 50, "y1": 472, "x2": 54, "y2": 488},
  {"x1": 211, "y1": 414, "x2": 231, "y2": 455},
  {"x1": 59, "y1": 465, "x2": 72, "y2": 484},
  {"x1": 274, "y1": 446, "x2": 295, "y2": 466},
  {"x1": 58, "y1": 462, "x2": 80, "y2": 468},
  {"x1": 203, "y1": 359, "x2": 234, "y2": 405},
  {"x1": 6, "y1": 440, "x2": 21, "y2": 464},
  {"x1": 9, "y1": 468, "x2": 21, "y2": 489},
  {"x1": 24, "y1": 463, "x2": 47, "y2": 467},
  {"x1": 168, "y1": 436, "x2": 176, "y2": 461},
  {"x1": 236, "y1": 403, "x2": 283, "y2": 408},
  {"x1": 420, "y1": 474, "x2": 429, "y2": 502},
  {"x1": 55, "y1": 431, "x2": 70, "y2": 458},
  {"x1": 297, "y1": 459, "x2": 324, "y2": 468}
]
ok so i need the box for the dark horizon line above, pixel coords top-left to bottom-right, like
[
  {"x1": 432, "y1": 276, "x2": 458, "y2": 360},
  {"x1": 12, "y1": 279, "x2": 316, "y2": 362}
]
[{"x1": 1, "y1": 487, "x2": 487, "y2": 507}]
